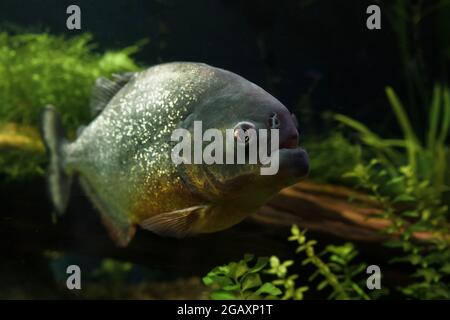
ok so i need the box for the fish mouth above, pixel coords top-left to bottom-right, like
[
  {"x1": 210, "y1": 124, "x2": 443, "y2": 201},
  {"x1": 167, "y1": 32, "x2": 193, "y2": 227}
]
[
  {"x1": 275, "y1": 130, "x2": 309, "y2": 178},
  {"x1": 277, "y1": 146, "x2": 310, "y2": 179}
]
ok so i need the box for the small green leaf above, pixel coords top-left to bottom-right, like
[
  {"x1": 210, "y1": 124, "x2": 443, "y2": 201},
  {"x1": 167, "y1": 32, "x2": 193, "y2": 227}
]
[
  {"x1": 440, "y1": 263, "x2": 450, "y2": 274},
  {"x1": 248, "y1": 257, "x2": 269, "y2": 273},
  {"x1": 400, "y1": 210, "x2": 419, "y2": 217},
  {"x1": 269, "y1": 256, "x2": 280, "y2": 268},
  {"x1": 216, "y1": 265, "x2": 230, "y2": 275},
  {"x1": 242, "y1": 273, "x2": 262, "y2": 291},
  {"x1": 256, "y1": 283, "x2": 282, "y2": 296},
  {"x1": 291, "y1": 225, "x2": 300, "y2": 236},
  {"x1": 234, "y1": 261, "x2": 248, "y2": 280},
  {"x1": 383, "y1": 240, "x2": 404, "y2": 248},
  {"x1": 386, "y1": 176, "x2": 405, "y2": 186},
  {"x1": 211, "y1": 291, "x2": 237, "y2": 300},
  {"x1": 294, "y1": 286, "x2": 309, "y2": 300},
  {"x1": 202, "y1": 276, "x2": 213, "y2": 286},
  {"x1": 393, "y1": 194, "x2": 416, "y2": 203},
  {"x1": 283, "y1": 260, "x2": 294, "y2": 268},
  {"x1": 390, "y1": 254, "x2": 422, "y2": 265},
  {"x1": 203, "y1": 275, "x2": 234, "y2": 287},
  {"x1": 223, "y1": 283, "x2": 240, "y2": 291},
  {"x1": 329, "y1": 255, "x2": 346, "y2": 266},
  {"x1": 317, "y1": 280, "x2": 329, "y2": 291}
]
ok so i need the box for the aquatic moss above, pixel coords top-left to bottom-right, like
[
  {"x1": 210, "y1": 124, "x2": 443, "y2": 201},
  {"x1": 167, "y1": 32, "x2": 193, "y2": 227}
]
[
  {"x1": 0, "y1": 32, "x2": 141, "y2": 132},
  {"x1": 0, "y1": 123, "x2": 45, "y2": 180},
  {"x1": 0, "y1": 32, "x2": 142, "y2": 180}
]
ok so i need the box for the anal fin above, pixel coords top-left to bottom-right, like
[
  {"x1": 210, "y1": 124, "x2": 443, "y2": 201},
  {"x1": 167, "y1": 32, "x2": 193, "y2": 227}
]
[
  {"x1": 140, "y1": 205, "x2": 209, "y2": 238},
  {"x1": 79, "y1": 177, "x2": 135, "y2": 247}
]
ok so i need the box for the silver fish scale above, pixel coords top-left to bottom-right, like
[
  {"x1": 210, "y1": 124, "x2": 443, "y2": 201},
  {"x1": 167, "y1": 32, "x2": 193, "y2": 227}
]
[{"x1": 65, "y1": 63, "x2": 217, "y2": 223}]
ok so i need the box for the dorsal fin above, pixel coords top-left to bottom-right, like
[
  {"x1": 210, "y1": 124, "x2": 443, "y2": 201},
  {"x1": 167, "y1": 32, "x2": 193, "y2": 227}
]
[{"x1": 89, "y1": 72, "x2": 135, "y2": 117}]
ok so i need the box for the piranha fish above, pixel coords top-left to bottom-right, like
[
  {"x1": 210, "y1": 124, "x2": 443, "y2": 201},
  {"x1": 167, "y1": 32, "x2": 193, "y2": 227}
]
[{"x1": 40, "y1": 62, "x2": 309, "y2": 246}]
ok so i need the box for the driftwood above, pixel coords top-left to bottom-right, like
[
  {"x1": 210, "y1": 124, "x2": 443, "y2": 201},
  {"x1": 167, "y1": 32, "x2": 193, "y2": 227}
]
[
  {"x1": 256, "y1": 182, "x2": 389, "y2": 242},
  {"x1": 0, "y1": 123, "x2": 44, "y2": 152},
  {"x1": 256, "y1": 181, "x2": 449, "y2": 242}
]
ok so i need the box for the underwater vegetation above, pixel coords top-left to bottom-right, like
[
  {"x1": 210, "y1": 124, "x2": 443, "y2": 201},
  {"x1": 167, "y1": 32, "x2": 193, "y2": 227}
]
[
  {"x1": 0, "y1": 32, "x2": 141, "y2": 130},
  {"x1": 336, "y1": 86, "x2": 450, "y2": 299},
  {"x1": 0, "y1": 32, "x2": 142, "y2": 180},
  {"x1": 203, "y1": 225, "x2": 372, "y2": 300}
]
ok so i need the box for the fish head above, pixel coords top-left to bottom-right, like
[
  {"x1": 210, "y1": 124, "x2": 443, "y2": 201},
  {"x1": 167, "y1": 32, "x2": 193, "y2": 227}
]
[{"x1": 176, "y1": 70, "x2": 309, "y2": 205}]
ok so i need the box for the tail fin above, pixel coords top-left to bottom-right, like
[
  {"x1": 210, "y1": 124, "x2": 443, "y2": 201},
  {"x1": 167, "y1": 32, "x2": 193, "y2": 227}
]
[{"x1": 40, "y1": 105, "x2": 72, "y2": 216}]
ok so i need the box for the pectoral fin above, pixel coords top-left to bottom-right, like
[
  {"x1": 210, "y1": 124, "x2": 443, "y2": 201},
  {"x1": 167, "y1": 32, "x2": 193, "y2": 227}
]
[{"x1": 139, "y1": 205, "x2": 209, "y2": 238}]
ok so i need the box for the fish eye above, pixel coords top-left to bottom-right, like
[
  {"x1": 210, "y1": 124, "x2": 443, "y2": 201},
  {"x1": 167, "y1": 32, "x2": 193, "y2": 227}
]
[
  {"x1": 233, "y1": 121, "x2": 256, "y2": 144},
  {"x1": 268, "y1": 112, "x2": 280, "y2": 129}
]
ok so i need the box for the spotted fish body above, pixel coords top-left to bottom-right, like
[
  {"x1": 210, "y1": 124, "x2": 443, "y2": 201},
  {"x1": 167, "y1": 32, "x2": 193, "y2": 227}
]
[{"x1": 41, "y1": 62, "x2": 309, "y2": 246}]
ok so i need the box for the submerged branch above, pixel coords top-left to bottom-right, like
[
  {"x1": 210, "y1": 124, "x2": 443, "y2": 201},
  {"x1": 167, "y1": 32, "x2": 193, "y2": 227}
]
[
  {"x1": 0, "y1": 123, "x2": 44, "y2": 152},
  {"x1": 254, "y1": 181, "x2": 450, "y2": 243}
]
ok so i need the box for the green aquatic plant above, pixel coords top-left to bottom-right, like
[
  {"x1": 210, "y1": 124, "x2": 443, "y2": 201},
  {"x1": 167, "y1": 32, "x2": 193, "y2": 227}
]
[
  {"x1": 202, "y1": 254, "x2": 282, "y2": 300},
  {"x1": 0, "y1": 32, "x2": 141, "y2": 130},
  {"x1": 203, "y1": 225, "x2": 370, "y2": 300},
  {"x1": 344, "y1": 158, "x2": 450, "y2": 299},
  {"x1": 383, "y1": 0, "x2": 450, "y2": 133},
  {"x1": 264, "y1": 255, "x2": 308, "y2": 300},
  {"x1": 0, "y1": 32, "x2": 142, "y2": 180},
  {"x1": 335, "y1": 84, "x2": 450, "y2": 198},
  {"x1": 337, "y1": 85, "x2": 450, "y2": 299},
  {"x1": 304, "y1": 132, "x2": 363, "y2": 184},
  {"x1": 288, "y1": 225, "x2": 370, "y2": 300}
]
